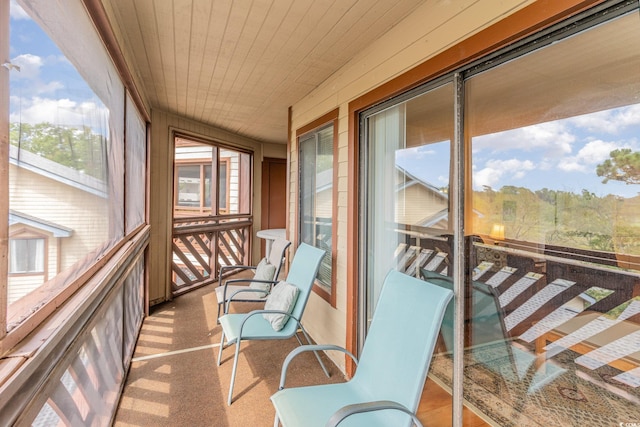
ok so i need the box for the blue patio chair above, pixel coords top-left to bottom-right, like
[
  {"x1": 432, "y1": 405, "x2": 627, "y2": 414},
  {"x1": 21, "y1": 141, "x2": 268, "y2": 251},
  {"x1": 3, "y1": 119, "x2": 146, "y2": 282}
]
[
  {"x1": 217, "y1": 243, "x2": 328, "y2": 405},
  {"x1": 215, "y1": 238, "x2": 291, "y2": 321},
  {"x1": 271, "y1": 269, "x2": 454, "y2": 427}
]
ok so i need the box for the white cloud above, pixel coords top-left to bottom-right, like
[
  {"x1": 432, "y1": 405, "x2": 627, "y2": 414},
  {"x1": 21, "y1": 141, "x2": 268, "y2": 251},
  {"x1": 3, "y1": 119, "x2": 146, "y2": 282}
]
[
  {"x1": 10, "y1": 0, "x2": 30, "y2": 20},
  {"x1": 557, "y1": 161, "x2": 584, "y2": 172},
  {"x1": 396, "y1": 145, "x2": 437, "y2": 161},
  {"x1": 473, "y1": 105, "x2": 640, "y2": 161},
  {"x1": 557, "y1": 139, "x2": 632, "y2": 173},
  {"x1": 473, "y1": 158, "x2": 535, "y2": 189},
  {"x1": 577, "y1": 140, "x2": 620, "y2": 164},
  {"x1": 9, "y1": 96, "x2": 108, "y2": 128},
  {"x1": 11, "y1": 53, "x2": 43, "y2": 79},
  {"x1": 569, "y1": 105, "x2": 640, "y2": 134},
  {"x1": 416, "y1": 146, "x2": 437, "y2": 156},
  {"x1": 474, "y1": 168, "x2": 500, "y2": 189},
  {"x1": 538, "y1": 159, "x2": 554, "y2": 171},
  {"x1": 473, "y1": 121, "x2": 575, "y2": 157},
  {"x1": 10, "y1": 54, "x2": 66, "y2": 97}
]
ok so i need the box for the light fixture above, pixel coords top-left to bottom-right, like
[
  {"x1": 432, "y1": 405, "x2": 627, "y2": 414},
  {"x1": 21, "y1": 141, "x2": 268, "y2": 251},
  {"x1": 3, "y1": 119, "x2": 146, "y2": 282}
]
[{"x1": 489, "y1": 223, "x2": 505, "y2": 241}]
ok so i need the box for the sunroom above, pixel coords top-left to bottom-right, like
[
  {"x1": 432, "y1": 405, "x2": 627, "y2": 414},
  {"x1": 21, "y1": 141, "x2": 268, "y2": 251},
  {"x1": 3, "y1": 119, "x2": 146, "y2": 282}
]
[{"x1": 2, "y1": 0, "x2": 640, "y2": 426}]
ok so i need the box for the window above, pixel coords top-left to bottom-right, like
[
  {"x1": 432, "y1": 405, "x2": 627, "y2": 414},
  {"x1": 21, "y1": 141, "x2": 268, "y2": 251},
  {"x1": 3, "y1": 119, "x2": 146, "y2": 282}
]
[
  {"x1": 125, "y1": 93, "x2": 147, "y2": 234},
  {"x1": 298, "y1": 109, "x2": 338, "y2": 304},
  {"x1": 175, "y1": 160, "x2": 230, "y2": 212},
  {"x1": 219, "y1": 161, "x2": 228, "y2": 212},
  {"x1": 9, "y1": 238, "x2": 45, "y2": 274},
  {"x1": 461, "y1": 9, "x2": 640, "y2": 426},
  {"x1": 176, "y1": 164, "x2": 206, "y2": 208},
  {"x1": 6, "y1": 0, "x2": 127, "y2": 332},
  {"x1": 174, "y1": 144, "x2": 232, "y2": 215},
  {"x1": 0, "y1": 0, "x2": 148, "y2": 422}
]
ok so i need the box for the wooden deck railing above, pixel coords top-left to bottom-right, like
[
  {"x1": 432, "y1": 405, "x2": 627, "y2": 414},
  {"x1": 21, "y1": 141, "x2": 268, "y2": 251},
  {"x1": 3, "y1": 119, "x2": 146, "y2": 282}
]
[{"x1": 171, "y1": 214, "x2": 252, "y2": 296}]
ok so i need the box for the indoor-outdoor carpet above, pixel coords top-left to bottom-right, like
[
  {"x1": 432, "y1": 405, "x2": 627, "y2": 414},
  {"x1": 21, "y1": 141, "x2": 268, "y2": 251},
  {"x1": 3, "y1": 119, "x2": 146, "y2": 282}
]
[{"x1": 429, "y1": 342, "x2": 640, "y2": 427}]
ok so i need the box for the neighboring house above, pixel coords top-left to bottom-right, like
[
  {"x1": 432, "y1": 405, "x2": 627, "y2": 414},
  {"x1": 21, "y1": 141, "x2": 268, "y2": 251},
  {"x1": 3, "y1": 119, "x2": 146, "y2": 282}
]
[
  {"x1": 395, "y1": 165, "x2": 449, "y2": 228},
  {"x1": 315, "y1": 165, "x2": 450, "y2": 229},
  {"x1": 8, "y1": 144, "x2": 108, "y2": 304},
  {"x1": 8, "y1": 210, "x2": 72, "y2": 305}
]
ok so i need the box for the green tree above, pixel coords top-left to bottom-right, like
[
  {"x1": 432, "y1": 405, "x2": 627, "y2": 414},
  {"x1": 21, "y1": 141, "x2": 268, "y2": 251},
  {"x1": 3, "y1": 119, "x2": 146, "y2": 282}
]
[
  {"x1": 10, "y1": 122, "x2": 106, "y2": 180},
  {"x1": 596, "y1": 148, "x2": 640, "y2": 184}
]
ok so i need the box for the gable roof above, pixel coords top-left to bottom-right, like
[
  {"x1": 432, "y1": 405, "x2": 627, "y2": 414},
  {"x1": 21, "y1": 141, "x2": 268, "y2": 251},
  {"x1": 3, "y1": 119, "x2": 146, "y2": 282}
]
[
  {"x1": 9, "y1": 145, "x2": 108, "y2": 198},
  {"x1": 9, "y1": 210, "x2": 73, "y2": 238}
]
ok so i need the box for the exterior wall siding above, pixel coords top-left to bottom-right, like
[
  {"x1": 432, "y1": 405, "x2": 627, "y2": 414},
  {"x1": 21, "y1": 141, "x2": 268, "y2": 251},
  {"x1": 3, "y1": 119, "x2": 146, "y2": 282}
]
[
  {"x1": 396, "y1": 185, "x2": 447, "y2": 226},
  {"x1": 8, "y1": 164, "x2": 107, "y2": 272},
  {"x1": 226, "y1": 151, "x2": 240, "y2": 214},
  {"x1": 289, "y1": 0, "x2": 535, "y2": 371},
  {"x1": 8, "y1": 274, "x2": 45, "y2": 305}
]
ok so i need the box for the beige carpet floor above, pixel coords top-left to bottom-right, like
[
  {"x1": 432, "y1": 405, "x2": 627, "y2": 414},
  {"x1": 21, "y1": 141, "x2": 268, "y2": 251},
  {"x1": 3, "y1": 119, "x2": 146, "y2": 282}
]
[{"x1": 112, "y1": 278, "x2": 345, "y2": 427}]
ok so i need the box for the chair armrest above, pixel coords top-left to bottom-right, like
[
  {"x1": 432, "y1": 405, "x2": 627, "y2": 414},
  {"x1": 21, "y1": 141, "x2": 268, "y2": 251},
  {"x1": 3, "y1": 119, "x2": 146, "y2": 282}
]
[
  {"x1": 224, "y1": 278, "x2": 277, "y2": 286},
  {"x1": 279, "y1": 345, "x2": 358, "y2": 390},
  {"x1": 223, "y1": 288, "x2": 270, "y2": 313},
  {"x1": 222, "y1": 279, "x2": 277, "y2": 312},
  {"x1": 326, "y1": 400, "x2": 424, "y2": 427}
]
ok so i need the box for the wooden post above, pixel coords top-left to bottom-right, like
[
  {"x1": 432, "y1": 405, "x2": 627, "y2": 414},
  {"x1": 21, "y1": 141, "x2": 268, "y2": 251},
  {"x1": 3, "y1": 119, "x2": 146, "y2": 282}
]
[{"x1": 0, "y1": 0, "x2": 10, "y2": 340}]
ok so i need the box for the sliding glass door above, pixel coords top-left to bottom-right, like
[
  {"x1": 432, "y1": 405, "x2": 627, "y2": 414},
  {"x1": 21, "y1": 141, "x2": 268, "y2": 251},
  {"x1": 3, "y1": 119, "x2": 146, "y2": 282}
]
[{"x1": 359, "y1": 2, "x2": 640, "y2": 425}]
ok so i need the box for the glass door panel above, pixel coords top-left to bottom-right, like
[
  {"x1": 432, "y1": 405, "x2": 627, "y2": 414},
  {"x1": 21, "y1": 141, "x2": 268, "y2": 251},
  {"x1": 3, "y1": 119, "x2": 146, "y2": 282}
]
[
  {"x1": 465, "y1": 10, "x2": 640, "y2": 426},
  {"x1": 361, "y1": 81, "x2": 455, "y2": 424},
  {"x1": 363, "y1": 83, "x2": 454, "y2": 326}
]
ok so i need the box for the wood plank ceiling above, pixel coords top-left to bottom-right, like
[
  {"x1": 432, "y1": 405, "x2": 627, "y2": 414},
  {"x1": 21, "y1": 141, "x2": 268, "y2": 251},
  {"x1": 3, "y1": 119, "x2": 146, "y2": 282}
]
[{"x1": 102, "y1": 0, "x2": 427, "y2": 144}]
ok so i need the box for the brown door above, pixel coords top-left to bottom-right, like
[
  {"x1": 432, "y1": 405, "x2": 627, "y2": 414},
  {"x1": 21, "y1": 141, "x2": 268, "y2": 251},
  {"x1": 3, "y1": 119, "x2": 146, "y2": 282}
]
[{"x1": 261, "y1": 158, "x2": 287, "y2": 257}]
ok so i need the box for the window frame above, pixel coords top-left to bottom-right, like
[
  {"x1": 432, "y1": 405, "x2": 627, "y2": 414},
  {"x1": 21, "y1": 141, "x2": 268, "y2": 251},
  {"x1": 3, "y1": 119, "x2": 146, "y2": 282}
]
[
  {"x1": 296, "y1": 108, "x2": 339, "y2": 307},
  {"x1": 174, "y1": 158, "x2": 232, "y2": 215},
  {"x1": 174, "y1": 161, "x2": 212, "y2": 213},
  {"x1": 0, "y1": 0, "x2": 9, "y2": 341},
  {"x1": 8, "y1": 230, "x2": 47, "y2": 276}
]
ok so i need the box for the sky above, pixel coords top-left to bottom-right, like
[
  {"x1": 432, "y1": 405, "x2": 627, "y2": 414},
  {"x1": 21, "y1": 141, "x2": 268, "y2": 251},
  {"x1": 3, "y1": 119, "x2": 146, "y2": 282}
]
[
  {"x1": 9, "y1": 0, "x2": 107, "y2": 131},
  {"x1": 10, "y1": 1, "x2": 640, "y2": 200},
  {"x1": 396, "y1": 99, "x2": 640, "y2": 200}
]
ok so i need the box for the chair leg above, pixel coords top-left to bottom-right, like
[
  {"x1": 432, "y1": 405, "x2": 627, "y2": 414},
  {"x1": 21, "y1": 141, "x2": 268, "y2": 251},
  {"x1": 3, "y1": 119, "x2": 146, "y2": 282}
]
[
  {"x1": 216, "y1": 302, "x2": 222, "y2": 323},
  {"x1": 217, "y1": 332, "x2": 225, "y2": 366},
  {"x1": 228, "y1": 339, "x2": 241, "y2": 405},
  {"x1": 299, "y1": 327, "x2": 330, "y2": 378},
  {"x1": 273, "y1": 413, "x2": 280, "y2": 427}
]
